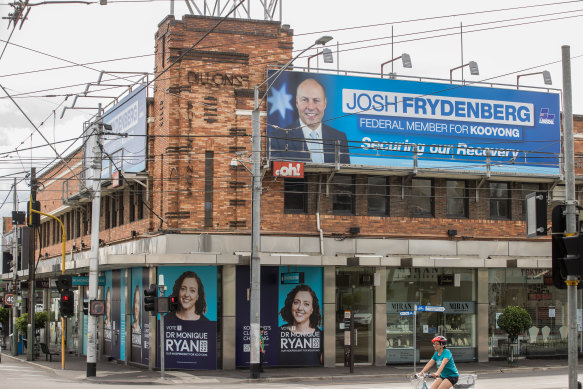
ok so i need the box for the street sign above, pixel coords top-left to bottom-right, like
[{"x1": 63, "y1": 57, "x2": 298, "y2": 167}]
[
  {"x1": 416, "y1": 305, "x2": 445, "y2": 312},
  {"x1": 72, "y1": 276, "x2": 105, "y2": 286},
  {"x1": 4, "y1": 293, "x2": 15, "y2": 305},
  {"x1": 400, "y1": 310, "x2": 415, "y2": 316},
  {"x1": 90, "y1": 300, "x2": 105, "y2": 316}
]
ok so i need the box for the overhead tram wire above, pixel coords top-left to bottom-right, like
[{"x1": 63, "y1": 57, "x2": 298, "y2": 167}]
[
  {"x1": 293, "y1": 0, "x2": 583, "y2": 37},
  {"x1": 3, "y1": 5, "x2": 583, "y2": 99},
  {"x1": 0, "y1": 4, "x2": 576, "y2": 180},
  {"x1": 0, "y1": 1, "x2": 247, "y2": 178}
]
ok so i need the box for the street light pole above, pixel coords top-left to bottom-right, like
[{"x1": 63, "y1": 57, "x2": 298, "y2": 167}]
[
  {"x1": 87, "y1": 111, "x2": 103, "y2": 377},
  {"x1": 249, "y1": 35, "x2": 333, "y2": 379},
  {"x1": 561, "y1": 45, "x2": 578, "y2": 389}
]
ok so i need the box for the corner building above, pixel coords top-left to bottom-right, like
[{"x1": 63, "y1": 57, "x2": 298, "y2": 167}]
[{"x1": 11, "y1": 13, "x2": 583, "y2": 369}]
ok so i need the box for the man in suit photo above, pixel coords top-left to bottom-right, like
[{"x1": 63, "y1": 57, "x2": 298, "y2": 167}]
[{"x1": 269, "y1": 78, "x2": 350, "y2": 164}]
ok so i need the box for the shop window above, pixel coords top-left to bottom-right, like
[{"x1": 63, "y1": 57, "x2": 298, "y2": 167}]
[
  {"x1": 488, "y1": 269, "x2": 568, "y2": 359},
  {"x1": 284, "y1": 178, "x2": 307, "y2": 214},
  {"x1": 386, "y1": 268, "x2": 477, "y2": 363},
  {"x1": 446, "y1": 180, "x2": 468, "y2": 218},
  {"x1": 409, "y1": 178, "x2": 433, "y2": 217},
  {"x1": 490, "y1": 182, "x2": 510, "y2": 219},
  {"x1": 521, "y1": 183, "x2": 541, "y2": 220},
  {"x1": 367, "y1": 176, "x2": 389, "y2": 216},
  {"x1": 332, "y1": 175, "x2": 355, "y2": 215}
]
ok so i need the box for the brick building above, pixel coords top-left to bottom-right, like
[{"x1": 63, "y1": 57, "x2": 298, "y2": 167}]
[{"x1": 3, "y1": 13, "x2": 583, "y2": 369}]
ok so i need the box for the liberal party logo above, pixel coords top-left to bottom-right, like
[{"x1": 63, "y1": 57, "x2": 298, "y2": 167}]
[{"x1": 539, "y1": 108, "x2": 555, "y2": 125}]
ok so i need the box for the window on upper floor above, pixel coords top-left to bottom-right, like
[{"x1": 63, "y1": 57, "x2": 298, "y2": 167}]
[
  {"x1": 367, "y1": 176, "x2": 389, "y2": 216},
  {"x1": 490, "y1": 182, "x2": 511, "y2": 219},
  {"x1": 409, "y1": 178, "x2": 434, "y2": 217},
  {"x1": 446, "y1": 180, "x2": 468, "y2": 218},
  {"x1": 332, "y1": 175, "x2": 355, "y2": 215},
  {"x1": 284, "y1": 178, "x2": 307, "y2": 214}
]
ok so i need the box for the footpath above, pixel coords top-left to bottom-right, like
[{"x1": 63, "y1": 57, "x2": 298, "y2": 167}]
[{"x1": 0, "y1": 349, "x2": 579, "y2": 386}]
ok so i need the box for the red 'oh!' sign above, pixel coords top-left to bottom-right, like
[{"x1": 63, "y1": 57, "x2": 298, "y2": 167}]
[{"x1": 273, "y1": 161, "x2": 304, "y2": 178}]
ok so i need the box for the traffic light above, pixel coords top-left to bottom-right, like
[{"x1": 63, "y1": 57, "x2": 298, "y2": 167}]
[
  {"x1": 144, "y1": 284, "x2": 157, "y2": 315},
  {"x1": 56, "y1": 274, "x2": 72, "y2": 292},
  {"x1": 27, "y1": 200, "x2": 40, "y2": 227},
  {"x1": 83, "y1": 300, "x2": 89, "y2": 315},
  {"x1": 59, "y1": 290, "x2": 75, "y2": 317},
  {"x1": 4, "y1": 252, "x2": 14, "y2": 273},
  {"x1": 552, "y1": 205, "x2": 568, "y2": 289},
  {"x1": 561, "y1": 234, "x2": 583, "y2": 278},
  {"x1": 169, "y1": 295, "x2": 179, "y2": 312}
]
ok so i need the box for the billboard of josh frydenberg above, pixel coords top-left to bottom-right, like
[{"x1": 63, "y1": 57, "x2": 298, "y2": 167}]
[
  {"x1": 101, "y1": 83, "x2": 147, "y2": 179},
  {"x1": 266, "y1": 71, "x2": 561, "y2": 175}
]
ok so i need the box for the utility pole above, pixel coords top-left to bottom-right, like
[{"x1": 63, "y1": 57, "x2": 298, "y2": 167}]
[
  {"x1": 27, "y1": 167, "x2": 37, "y2": 361},
  {"x1": 11, "y1": 178, "x2": 18, "y2": 356},
  {"x1": 562, "y1": 45, "x2": 578, "y2": 389},
  {"x1": 87, "y1": 112, "x2": 103, "y2": 377}
]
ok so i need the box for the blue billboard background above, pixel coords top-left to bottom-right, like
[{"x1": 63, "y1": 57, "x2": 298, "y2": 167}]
[{"x1": 267, "y1": 71, "x2": 560, "y2": 175}]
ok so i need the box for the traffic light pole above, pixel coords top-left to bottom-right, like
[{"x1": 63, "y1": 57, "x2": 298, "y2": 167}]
[
  {"x1": 27, "y1": 168, "x2": 38, "y2": 361},
  {"x1": 11, "y1": 178, "x2": 18, "y2": 356},
  {"x1": 29, "y1": 207, "x2": 67, "y2": 368},
  {"x1": 561, "y1": 45, "x2": 578, "y2": 389},
  {"x1": 87, "y1": 116, "x2": 103, "y2": 377},
  {"x1": 158, "y1": 280, "x2": 166, "y2": 380}
]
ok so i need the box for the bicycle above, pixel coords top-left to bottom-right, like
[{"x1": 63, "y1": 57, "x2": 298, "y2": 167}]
[{"x1": 410, "y1": 373, "x2": 477, "y2": 389}]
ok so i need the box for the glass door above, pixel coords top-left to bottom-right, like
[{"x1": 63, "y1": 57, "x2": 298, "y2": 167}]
[{"x1": 335, "y1": 267, "x2": 374, "y2": 364}]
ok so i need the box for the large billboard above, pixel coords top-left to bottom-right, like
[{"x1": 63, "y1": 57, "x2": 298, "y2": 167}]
[
  {"x1": 236, "y1": 266, "x2": 323, "y2": 367},
  {"x1": 100, "y1": 83, "x2": 147, "y2": 178},
  {"x1": 267, "y1": 71, "x2": 561, "y2": 175}
]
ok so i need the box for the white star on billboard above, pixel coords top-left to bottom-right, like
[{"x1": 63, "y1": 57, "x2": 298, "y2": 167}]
[{"x1": 269, "y1": 83, "x2": 293, "y2": 119}]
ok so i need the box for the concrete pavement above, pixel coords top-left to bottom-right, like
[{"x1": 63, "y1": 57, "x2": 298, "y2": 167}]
[{"x1": 0, "y1": 349, "x2": 578, "y2": 385}]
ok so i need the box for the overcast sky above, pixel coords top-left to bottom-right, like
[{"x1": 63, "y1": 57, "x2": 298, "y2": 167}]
[{"x1": 0, "y1": 0, "x2": 581, "y2": 217}]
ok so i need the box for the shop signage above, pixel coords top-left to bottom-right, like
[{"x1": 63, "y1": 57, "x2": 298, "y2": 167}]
[
  {"x1": 444, "y1": 302, "x2": 475, "y2": 314},
  {"x1": 416, "y1": 305, "x2": 445, "y2": 312},
  {"x1": 437, "y1": 274, "x2": 454, "y2": 286},
  {"x1": 280, "y1": 272, "x2": 304, "y2": 284},
  {"x1": 387, "y1": 302, "x2": 416, "y2": 314},
  {"x1": 72, "y1": 276, "x2": 105, "y2": 286},
  {"x1": 400, "y1": 310, "x2": 414, "y2": 316},
  {"x1": 273, "y1": 161, "x2": 304, "y2": 178},
  {"x1": 187, "y1": 71, "x2": 249, "y2": 87}
]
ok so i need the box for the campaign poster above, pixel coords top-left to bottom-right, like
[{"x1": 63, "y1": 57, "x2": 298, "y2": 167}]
[
  {"x1": 103, "y1": 269, "x2": 125, "y2": 360},
  {"x1": 130, "y1": 267, "x2": 150, "y2": 365},
  {"x1": 278, "y1": 267, "x2": 323, "y2": 366},
  {"x1": 235, "y1": 266, "x2": 279, "y2": 367},
  {"x1": 157, "y1": 266, "x2": 217, "y2": 370},
  {"x1": 235, "y1": 266, "x2": 323, "y2": 367},
  {"x1": 266, "y1": 70, "x2": 560, "y2": 175}
]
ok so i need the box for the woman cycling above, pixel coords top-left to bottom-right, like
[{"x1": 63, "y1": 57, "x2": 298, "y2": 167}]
[{"x1": 417, "y1": 336, "x2": 459, "y2": 389}]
